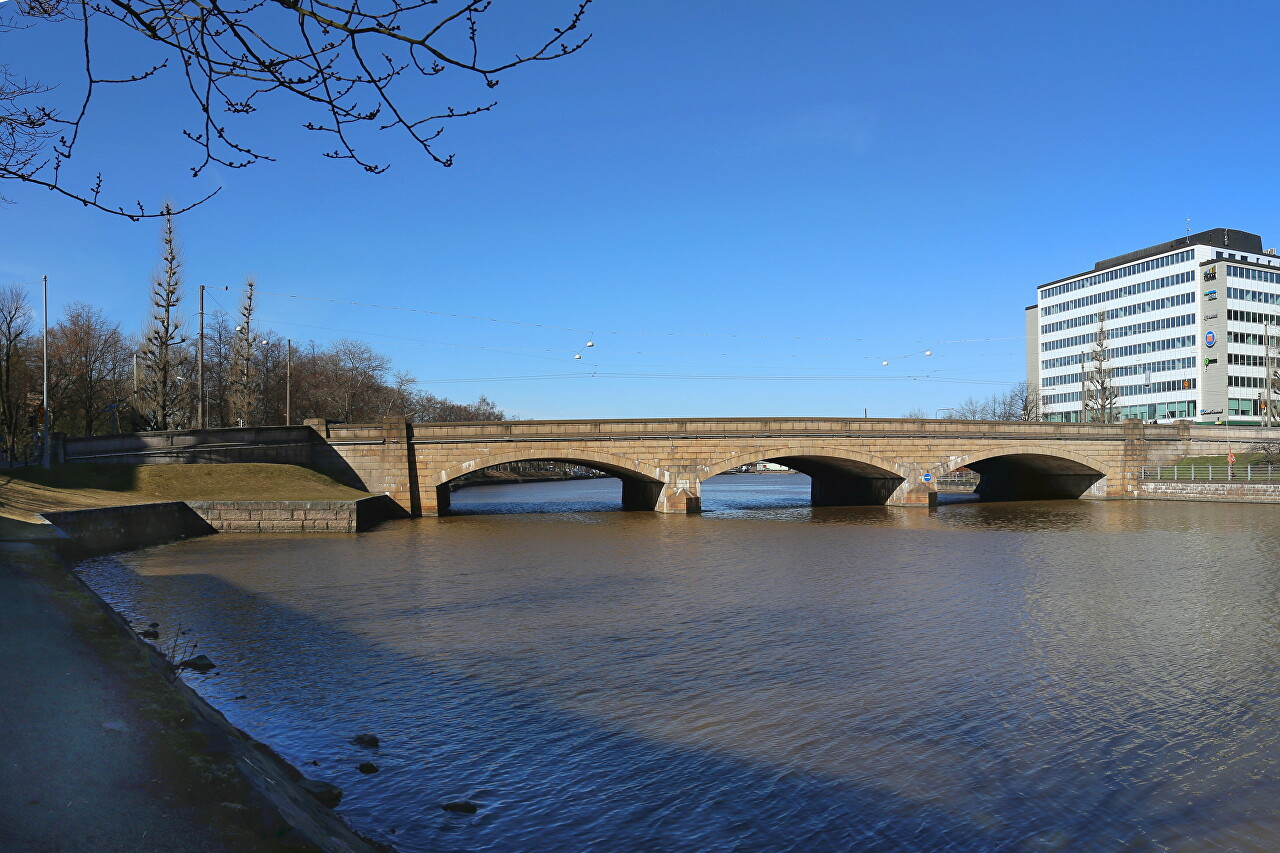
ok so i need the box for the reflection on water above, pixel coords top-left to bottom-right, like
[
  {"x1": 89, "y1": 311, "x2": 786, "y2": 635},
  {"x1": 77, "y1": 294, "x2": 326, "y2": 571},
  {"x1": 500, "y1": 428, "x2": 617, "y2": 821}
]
[{"x1": 75, "y1": 476, "x2": 1280, "y2": 852}]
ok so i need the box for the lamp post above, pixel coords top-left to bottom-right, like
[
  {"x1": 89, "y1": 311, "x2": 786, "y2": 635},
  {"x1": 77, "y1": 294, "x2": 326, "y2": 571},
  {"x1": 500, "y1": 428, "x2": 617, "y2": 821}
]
[
  {"x1": 41, "y1": 275, "x2": 49, "y2": 469},
  {"x1": 285, "y1": 338, "x2": 292, "y2": 426},
  {"x1": 935, "y1": 408, "x2": 953, "y2": 419},
  {"x1": 197, "y1": 285, "x2": 205, "y2": 429}
]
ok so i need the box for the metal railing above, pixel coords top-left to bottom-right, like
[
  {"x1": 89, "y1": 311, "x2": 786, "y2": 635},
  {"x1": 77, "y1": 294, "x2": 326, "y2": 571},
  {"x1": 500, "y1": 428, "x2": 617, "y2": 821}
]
[{"x1": 1140, "y1": 463, "x2": 1280, "y2": 483}]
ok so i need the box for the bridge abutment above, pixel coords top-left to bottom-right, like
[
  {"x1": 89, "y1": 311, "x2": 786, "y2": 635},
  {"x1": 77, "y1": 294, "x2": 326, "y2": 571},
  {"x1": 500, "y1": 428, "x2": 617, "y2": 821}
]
[
  {"x1": 885, "y1": 482, "x2": 939, "y2": 508},
  {"x1": 381, "y1": 418, "x2": 422, "y2": 516},
  {"x1": 655, "y1": 482, "x2": 702, "y2": 514},
  {"x1": 420, "y1": 483, "x2": 451, "y2": 517}
]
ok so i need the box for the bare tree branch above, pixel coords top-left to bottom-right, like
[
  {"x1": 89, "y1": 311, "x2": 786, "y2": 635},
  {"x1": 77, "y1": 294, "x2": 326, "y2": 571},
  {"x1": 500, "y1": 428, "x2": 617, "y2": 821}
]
[{"x1": 1, "y1": 0, "x2": 594, "y2": 215}]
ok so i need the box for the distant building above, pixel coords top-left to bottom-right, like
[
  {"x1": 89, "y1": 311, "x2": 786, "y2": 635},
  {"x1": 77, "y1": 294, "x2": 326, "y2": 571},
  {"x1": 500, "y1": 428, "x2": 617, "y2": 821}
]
[{"x1": 1027, "y1": 228, "x2": 1280, "y2": 424}]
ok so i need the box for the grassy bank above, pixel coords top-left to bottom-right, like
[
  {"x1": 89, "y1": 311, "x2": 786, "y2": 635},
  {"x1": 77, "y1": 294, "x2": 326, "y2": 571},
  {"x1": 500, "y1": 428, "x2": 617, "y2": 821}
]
[
  {"x1": 0, "y1": 463, "x2": 370, "y2": 523},
  {"x1": 1144, "y1": 454, "x2": 1280, "y2": 483}
]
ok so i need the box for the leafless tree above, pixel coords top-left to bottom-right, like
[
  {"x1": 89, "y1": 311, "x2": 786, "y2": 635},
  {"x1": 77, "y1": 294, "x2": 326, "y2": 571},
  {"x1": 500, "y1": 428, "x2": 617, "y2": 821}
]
[
  {"x1": 949, "y1": 396, "x2": 992, "y2": 420},
  {"x1": 2, "y1": 0, "x2": 595, "y2": 217},
  {"x1": 1084, "y1": 312, "x2": 1118, "y2": 423},
  {"x1": 199, "y1": 309, "x2": 235, "y2": 427},
  {"x1": 0, "y1": 65, "x2": 55, "y2": 208},
  {"x1": 0, "y1": 286, "x2": 36, "y2": 458},
  {"x1": 137, "y1": 207, "x2": 191, "y2": 428},
  {"x1": 409, "y1": 390, "x2": 503, "y2": 422},
  {"x1": 228, "y1": 279, "x2": 259, "y2": 426},
  {"x1": 901, "y1": 407, "x2": 930, "y2": 419},
  {"x1": 1004, "y1": 381, "x2": 1041, "y2": 422},
  {"x1": 944, "y1": 382, "x2": 1042, "y2": 423},
  {"x1": 47, "y1": 301, "x2": 130, "y2": 435}
]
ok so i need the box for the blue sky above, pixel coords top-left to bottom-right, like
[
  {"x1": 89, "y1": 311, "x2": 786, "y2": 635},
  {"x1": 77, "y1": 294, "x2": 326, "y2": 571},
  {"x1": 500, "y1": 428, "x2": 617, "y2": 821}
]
[{"x1": 4, "y1": 1, "x2": 1280, "y2": 420}]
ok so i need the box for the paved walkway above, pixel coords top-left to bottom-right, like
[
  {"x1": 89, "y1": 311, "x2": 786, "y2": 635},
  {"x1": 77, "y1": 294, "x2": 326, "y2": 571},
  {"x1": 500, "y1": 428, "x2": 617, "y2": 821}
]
[{"x1": 0, "y1": 543, "x2": 274, "y2": 852}]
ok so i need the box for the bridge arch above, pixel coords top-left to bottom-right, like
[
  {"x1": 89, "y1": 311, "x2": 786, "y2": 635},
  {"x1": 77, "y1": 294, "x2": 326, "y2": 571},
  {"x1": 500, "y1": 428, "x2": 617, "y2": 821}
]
[
  {"x1": 431, "y1": 448, "x2": 674, "y2": 514},
  {"x1": 700, "y1": 445, "x2": 913, "y2": 507},
  {"x1": 930, "y1": 444, "x2": 1113, "y2": 501}
]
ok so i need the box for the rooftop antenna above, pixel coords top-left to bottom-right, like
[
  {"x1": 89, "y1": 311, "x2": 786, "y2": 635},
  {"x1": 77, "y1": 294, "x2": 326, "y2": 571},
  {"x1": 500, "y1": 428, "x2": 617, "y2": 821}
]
[{"x1": 1186, "y1": 218, "x2": 1191, "y2": 234}]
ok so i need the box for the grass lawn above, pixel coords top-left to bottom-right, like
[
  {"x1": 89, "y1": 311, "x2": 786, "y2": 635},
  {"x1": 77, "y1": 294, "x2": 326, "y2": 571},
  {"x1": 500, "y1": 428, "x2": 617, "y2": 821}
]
[{"x1": 0, "y1": 463, "x2": 370, "y2": 523}]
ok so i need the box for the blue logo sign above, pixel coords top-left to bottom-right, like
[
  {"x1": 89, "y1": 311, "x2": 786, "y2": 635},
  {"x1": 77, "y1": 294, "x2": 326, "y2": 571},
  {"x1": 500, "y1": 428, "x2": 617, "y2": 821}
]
[
  {"x1": 1205, "y1": 330, "x2": 1216, "y2": 347},
  {"x1": 922, "y1": 473, "x2": 933, "y2": 483}
]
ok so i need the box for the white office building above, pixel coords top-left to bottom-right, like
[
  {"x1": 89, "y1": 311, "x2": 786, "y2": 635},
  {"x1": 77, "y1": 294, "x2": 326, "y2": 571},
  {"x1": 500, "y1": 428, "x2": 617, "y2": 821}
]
[{"x1": 1027, "y1": 228, "x2": 1280, "y2": 424}]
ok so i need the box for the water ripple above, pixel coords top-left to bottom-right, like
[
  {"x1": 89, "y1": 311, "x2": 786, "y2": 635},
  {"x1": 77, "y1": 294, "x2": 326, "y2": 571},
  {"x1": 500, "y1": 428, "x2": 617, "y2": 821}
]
[{"x1": 74, "y1": 476, "x2": 1280, "y2": 852}]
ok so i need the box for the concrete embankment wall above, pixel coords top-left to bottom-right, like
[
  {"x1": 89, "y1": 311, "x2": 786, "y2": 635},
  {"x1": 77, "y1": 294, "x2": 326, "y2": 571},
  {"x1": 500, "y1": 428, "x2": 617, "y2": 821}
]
[
  {"x1": 187, "y1": 495, "x2": 403, "y2": 533},
  {"x1": 1138, "y1": 482, "x2": 1280, "y2": 503},
  {"x1": 36, "y1": 496, "x2": 402, "y2": 556},
  {"x1": 40, "y1": 503, "x2": 216, "y2": 557}
]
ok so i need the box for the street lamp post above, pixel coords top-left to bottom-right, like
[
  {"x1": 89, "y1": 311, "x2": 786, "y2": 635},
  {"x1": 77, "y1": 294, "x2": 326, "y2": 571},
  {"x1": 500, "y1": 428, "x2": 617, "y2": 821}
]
[
  {"x1": 285, "y1": 338, "x2": 292, "y2": 426},
  {"x1": 41, "y1": 275, "x2": 49, "y2": 469},
  {"x1": 198, "y1": 285, "x2": 205, "y2": 429}
]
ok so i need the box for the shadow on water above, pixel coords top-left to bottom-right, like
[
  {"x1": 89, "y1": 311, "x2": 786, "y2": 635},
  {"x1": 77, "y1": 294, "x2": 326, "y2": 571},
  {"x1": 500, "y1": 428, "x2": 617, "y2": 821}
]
[
  {"x1": 73, "y1": 496, "x2": 1280, "y2": 852},
  {"x1": 71, "y1": 564, "x2": 1009, "y2": 853}
]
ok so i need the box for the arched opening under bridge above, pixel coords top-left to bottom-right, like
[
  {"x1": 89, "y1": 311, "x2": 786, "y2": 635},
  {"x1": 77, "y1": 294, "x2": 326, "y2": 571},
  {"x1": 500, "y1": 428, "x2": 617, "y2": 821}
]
[
  {"x1": 433, "y1": 452, "x2": 671, "y2": 515},
  {"x1": 948, "y1": 451, "x2": 1109, "y2": 502},
  {"x1": 703, "y1": 449, "x2": 909, "y2": 508}
]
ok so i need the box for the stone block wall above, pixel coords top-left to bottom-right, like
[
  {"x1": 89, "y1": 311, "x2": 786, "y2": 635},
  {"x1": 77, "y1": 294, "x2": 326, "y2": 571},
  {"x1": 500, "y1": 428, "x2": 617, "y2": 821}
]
[
  {"x1": 1137, "y1": 482, "x2": 1280, "y2": 503},
  {"x1": 186, "y1": 500, "x2": 362, "y2": 532},
  {"x1": 63, "y1": 426, "x2": 321, "y2": 466},
  {"x1": 40, "y1": 503, "x2": 216, "y2": 557}
]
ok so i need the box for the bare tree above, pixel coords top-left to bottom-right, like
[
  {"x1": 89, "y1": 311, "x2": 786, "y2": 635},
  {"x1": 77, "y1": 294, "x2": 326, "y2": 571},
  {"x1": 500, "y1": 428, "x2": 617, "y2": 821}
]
[
  {"x1": 47, "y1": 302, "x2": 130, "y2": 435},
  {"x1": 1083, "y1": 312, "x2": 1118, "y2": 423},
  {"x1": 2, "y1": 1, "x2": 595, "y2": 217},
  {"x1": 411, "y1": 391, "x2": 504, "y2": 422},
  {"x1": 950, "y1": 396, "x2": 993, "y2": 420},
  {"x1": 138, "y1": 208, "x2": 191, "y2": 429},
  {"x1": 0, "y1": 286, "x2": 35, "y2": 458},
  {"x1": 1002, "y1": 381, "x2": 1041, "y2": 422},
  {"x1": 228, "y1": 279, "x2": 258, "y2": 426},
  {"x1": 200, "y1": 309, "x2": 235, "y2": 428},
  {"x1": 1262, "y1": 324, "x2": 1280, "y2": 427},
  {"x1": 0, "y1": 65, "x2": 54, "y2": 208},
  {"x1": 941, "y1": 382, "x2": 1041, "y2": 423}
]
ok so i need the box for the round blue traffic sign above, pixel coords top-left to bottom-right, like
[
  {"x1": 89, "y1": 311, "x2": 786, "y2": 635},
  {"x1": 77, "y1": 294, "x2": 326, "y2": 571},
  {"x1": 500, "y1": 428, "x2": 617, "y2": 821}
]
[
  {"x1": 1205, "y1": 330, "x2": 1216, "y2": 347},
  {"x1": 922, "y1": 473, "x2": 933, "y2": 483}
]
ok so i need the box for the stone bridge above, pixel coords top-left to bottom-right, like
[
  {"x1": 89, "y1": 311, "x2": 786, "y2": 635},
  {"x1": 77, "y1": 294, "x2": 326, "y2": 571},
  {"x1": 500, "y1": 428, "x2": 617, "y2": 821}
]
[
  {"x1": 60, "y1": 417, "x2": 1272, "y2": 516},
  {"x1": 301, "y1": 417, "x2": 1268, "y2": 516}
]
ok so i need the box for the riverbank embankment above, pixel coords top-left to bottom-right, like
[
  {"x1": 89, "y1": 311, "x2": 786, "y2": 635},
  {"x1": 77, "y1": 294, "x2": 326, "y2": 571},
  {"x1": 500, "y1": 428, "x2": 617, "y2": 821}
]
[
  {"x1": 0, "y1": 541, "x2": 386, "y2": 852},
  {"x1": 1137, "y1": 481, "x2": 1280, "y2": 502},
  {"x1": 0, "y1": 463, "x2": 396, "y2": 851},
  {"x1": 0, "y1": 462, "x2": 373, "y2": 524}
]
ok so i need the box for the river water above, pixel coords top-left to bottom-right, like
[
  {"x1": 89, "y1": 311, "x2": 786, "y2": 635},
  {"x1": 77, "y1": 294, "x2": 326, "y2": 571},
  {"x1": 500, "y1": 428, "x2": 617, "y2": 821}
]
[{"x1": 76, "y1": 474, "x2": 1280, "y2": 852}]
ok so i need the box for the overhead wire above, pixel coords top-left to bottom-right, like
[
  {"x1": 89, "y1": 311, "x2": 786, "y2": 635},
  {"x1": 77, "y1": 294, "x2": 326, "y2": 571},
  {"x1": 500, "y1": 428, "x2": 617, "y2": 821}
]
[{"x1": 208, "y1": 285, "x2": 1030, "y2": 388}]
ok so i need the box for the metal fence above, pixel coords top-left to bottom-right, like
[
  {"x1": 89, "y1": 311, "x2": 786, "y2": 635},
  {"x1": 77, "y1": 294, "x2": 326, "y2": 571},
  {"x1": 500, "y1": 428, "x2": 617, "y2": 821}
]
[{"x1": 1140, "y1": 463, "x2": 1280, "y2": 483}]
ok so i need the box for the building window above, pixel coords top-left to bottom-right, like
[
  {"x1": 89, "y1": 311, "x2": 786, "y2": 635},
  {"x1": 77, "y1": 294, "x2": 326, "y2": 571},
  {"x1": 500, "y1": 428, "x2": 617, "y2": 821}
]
[{"x1": 1039, "y1": 249, "x2": 1194, "y2": 300}]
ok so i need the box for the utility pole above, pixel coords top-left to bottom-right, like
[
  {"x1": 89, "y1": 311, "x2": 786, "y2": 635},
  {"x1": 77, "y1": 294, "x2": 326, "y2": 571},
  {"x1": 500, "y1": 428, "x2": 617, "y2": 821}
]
[
  {"x1": 41, "y1": 276, "x2": 49, "y2": 469},
  {"x1": 198, "y1": 285, "x2": 205, "y2": 430},
  {"x1": 285, "y1": 338, "x2": 292, "y2": 426}
]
